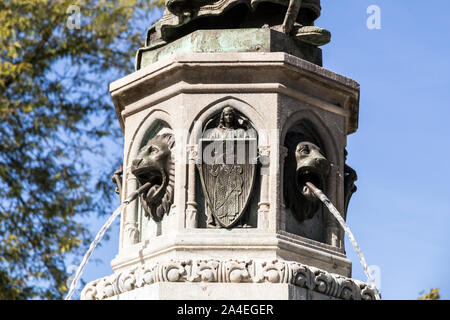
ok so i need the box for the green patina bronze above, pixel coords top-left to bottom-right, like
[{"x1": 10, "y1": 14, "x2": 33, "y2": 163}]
[
  {"x1": 136, "y1": 28, "x2": 322, "y2": 69},
  {"x1": 158, "y1": 0, "x2": 321, "y2": 38},
  {"x1": 136, "y1": 0, "x2": 329, "y2": 69}
]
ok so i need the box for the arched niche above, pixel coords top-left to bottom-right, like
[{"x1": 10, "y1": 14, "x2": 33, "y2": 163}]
[
  {"x1": 187, "y1": 97, "x2": 267, "y2": 229},
  {"x1": 281, "y1": 108, "x2": 341, "y2": 245},
  {"x1": 188, "y1": 97, "x2": 268, "y2": 146},
  {"x1": 121, "y1": 110, "x2": 173, "y2": 248}
]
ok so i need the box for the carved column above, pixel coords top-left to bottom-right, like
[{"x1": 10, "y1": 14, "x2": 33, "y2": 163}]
[
  {"x1": 278, "y1": 145, "x2": 289, "y2": 231},
  {"x1": 185, "y1": 144, "x2": 198, "y2": 228},
  {"x1": 325, "y1": 159, "x2": 344, "y2": 248},
  {"x1": 257, "y1": 146, "x2": 270, "y2": 230},
  {"x1": 325, "y1": 207, "x2": 341, "y2": 247},
  {"x1": 122, "y1": 171, "x2": 139, "y2": 248}
]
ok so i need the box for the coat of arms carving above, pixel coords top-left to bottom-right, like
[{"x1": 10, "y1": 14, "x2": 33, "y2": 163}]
[{"x1": 197, "y1": 107, "x2": 257, "y2": 228}]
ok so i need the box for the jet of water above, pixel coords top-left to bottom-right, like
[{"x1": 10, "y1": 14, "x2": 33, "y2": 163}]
[
  {"x1": 65, "y1": 182, "x2": 151, "y2": 300},
  {"x1": 65, "y1": 179, "x2": 380, "y2": 300},
  {"x1": 305, "y1": 182, "x2": 381, "y2": 300}
]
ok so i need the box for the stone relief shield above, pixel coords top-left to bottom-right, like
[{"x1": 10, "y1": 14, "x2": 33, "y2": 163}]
[{"x1": 197, "y1": 107, "x2": 257, "y2": 228}]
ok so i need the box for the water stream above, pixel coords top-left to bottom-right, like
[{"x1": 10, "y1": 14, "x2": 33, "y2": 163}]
[
  {"x1": 65, "y1": 179, "x2": 380, "y2": 300},
  {"x1": 64, "y1": 182, "x2": 151, "y2": 300},
  {"x1": 306, "y1": 182, "x2": 382, "y2": 300}
]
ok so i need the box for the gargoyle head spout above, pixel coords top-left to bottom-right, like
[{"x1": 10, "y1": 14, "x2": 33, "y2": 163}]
[
  {"x1": 130, "y1": 133, "x2": 175, "y2": 222},
  {"x1": 295, "y1": 141, "x2": 330, "y2": 202},
  {"x1": 284, "y1": 133, "x2": 331, "y2": 222}
]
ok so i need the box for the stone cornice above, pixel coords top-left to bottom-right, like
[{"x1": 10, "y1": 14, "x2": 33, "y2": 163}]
[{"x1": 110, "y1": 52, "x2": 359, "y2": 135}]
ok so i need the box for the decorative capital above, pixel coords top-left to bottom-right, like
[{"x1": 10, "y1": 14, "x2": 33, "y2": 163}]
[
  {"x1": 258, "y1": 145, "x2": 270, "y2": 169},
  {"x1": 123, "y1": 222, "x2": 139, "y2": 246},
  {"x1": 280, "y1": 146, "x2": 289, "y2": 159},
  {"x1": 186, "y1": 144, "x2": 199, "y2": 162},
  {"x1": 258, "y1": 145, "x2": 270, "y2": 157}
]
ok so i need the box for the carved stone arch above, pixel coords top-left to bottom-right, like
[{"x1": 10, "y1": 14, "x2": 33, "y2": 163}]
[
  {"x1": 281, "y1": 107, "x2": 341, "y2": 203},
  {"x1": 281, "y1": 107, "x2": 342, "y2": 245},
  {"x1": 126, "y1": 109, "x2": 174, "y2": 167},
  {"x1": 188, "y1": 96, "x2": 268, "y2": 146},
  {"x1": 187, "y1": 97, "x2": 266, "y2": 229},
  {"x1": 121, "y1": 109, "x2": 174, "y2": 248},
  {"x1": 281, "y1": 108, "x2": 340, "y2": 169}
]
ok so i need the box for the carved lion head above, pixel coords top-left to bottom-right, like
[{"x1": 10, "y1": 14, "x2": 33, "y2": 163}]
[
  {"x1": 284, "y1": 133, "x2": 330, "y2": 222},
  {"x1": 131, "y1": 133, "x2": 175, "y2": 222}
]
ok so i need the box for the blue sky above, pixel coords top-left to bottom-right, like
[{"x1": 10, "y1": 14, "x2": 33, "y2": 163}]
[
  {"x1": 75, "y1": 1, "x2": 450, "y2": 300},
  {"x1": 321, "y1": 0, "x2": 450, "y2": 299}
]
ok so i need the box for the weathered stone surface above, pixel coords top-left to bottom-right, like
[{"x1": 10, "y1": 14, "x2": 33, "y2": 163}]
[
  {"x1": 130, "y1": 133, "x2": 175, "y2": 222},
  {"x1": 110, "y1": 229, "x2": 352, "y2": 277},
  {"x1": 82, "y1": 50, "x2": 368, "y2": 300},
  {"x1": 114, "y1": 52, "x2": 359, "y2": 134},
  {"x1": 100, "y1": 283, "x2": 312, "y2": 300},
  {"x1": 108, "y1": 51, "x2": 359, "y2": 256},
  {"x1": 81, "y1": 259, "x2": 376, "y2": 300},
  {"x1": 136, "y1": 28, "x2": 323, "y2": 70}
]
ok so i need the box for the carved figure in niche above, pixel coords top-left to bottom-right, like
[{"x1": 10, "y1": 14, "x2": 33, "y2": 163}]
[
  {"x1": 130, "y1": 132, "x2": 175, "y2": 222},
  {"x1": 284, "y1": 132, "x2": 330, "y2": 222},
  {"x1": 343, "y1": 149, "x2": 357, "y2": 215},
  {"x1": 207, "y1": 106, "x2": 254, "y2": 139},
  {"x1": 198, "y1": 106, "x2": 257, "y2": 228},
  {"x1": 148, "y1": 0, "x2": 329, "y2": 47}
]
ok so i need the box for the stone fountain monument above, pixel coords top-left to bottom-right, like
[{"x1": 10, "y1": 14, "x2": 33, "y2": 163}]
[{"x1": 81, "y1": 0, "x2": 376, "y2": 300}]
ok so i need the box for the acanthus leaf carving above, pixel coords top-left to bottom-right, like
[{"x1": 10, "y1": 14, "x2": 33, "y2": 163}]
[
  {"x1": 81, "y1": 259, "x2": 377, "y2": 300},
  {"x1": 224, "y1": 259, "x2": 251, "y2": 283},
  {"x1": 191, "y1": 259, "x2": 220, "y2": 283},
  {"x1": 290, "y1": 263, "x2": 315, "y2": 290}
]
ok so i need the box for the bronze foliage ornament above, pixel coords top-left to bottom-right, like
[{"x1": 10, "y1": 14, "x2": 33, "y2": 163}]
[
  {"x1": 164, "y1": 0, "x2": 321, "y2": 26},
  {"x1": 147, "y1": 0, "x2": 330, "y2": 47},
  {"x1": 131, "y1": 133, "x2": 175, "y2": 222},
  {"x1": 284, "y1": 132, "x2": 330, "y2": 222},
  {"x1": 197, "y1": 107, "x2": 257, "y2": 228}
]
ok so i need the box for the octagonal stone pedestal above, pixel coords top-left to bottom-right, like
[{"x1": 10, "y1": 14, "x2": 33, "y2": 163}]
[{"x1": 81, "y1": 50, "x2": 374, "y2": 300}]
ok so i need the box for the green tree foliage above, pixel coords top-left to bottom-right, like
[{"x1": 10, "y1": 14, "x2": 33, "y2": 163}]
[
  {"x1": 418, "y1": 288, "x2": 440, "y2": 300},
  {"x1": 0, "y1": 0, "x2": 162, "y2": 299}
]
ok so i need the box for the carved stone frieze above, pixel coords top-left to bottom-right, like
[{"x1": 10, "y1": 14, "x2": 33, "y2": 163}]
[{"x1": 81, "y1": 259, "x2": 377, "y2": 300}]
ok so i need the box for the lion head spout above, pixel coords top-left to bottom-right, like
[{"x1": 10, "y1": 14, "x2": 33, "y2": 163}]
[
  {"x1": 131, "y1": 133, "x2": 175, "y2": 222},
  {"x1": 284, "y1": 133, "x2": 330, "y2": 222}
]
